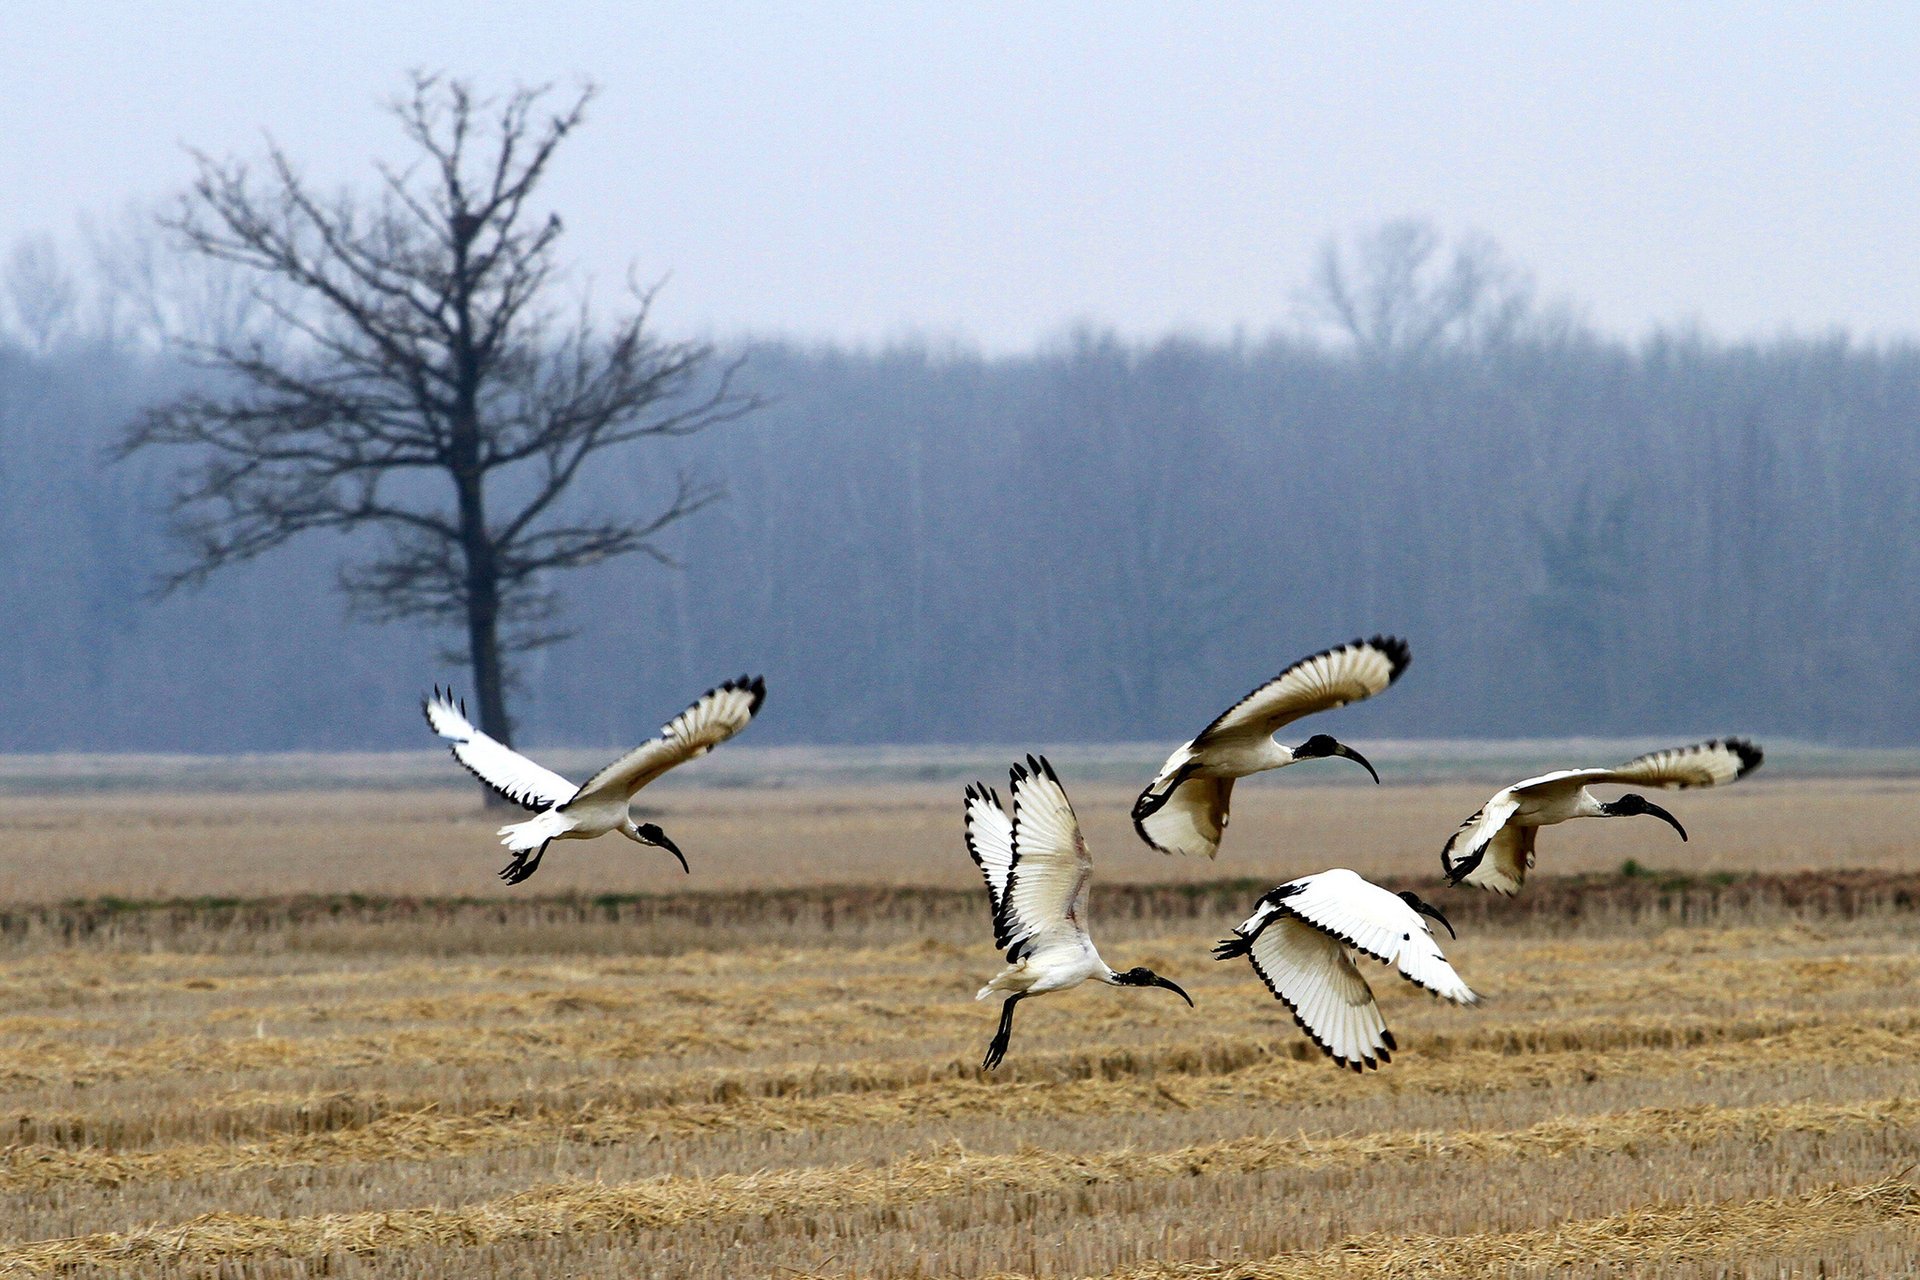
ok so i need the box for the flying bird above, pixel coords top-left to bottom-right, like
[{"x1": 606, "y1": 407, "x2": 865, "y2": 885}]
[
  {"x1": 422, "y1": 675, "x2": 766, "y2": 884},
  {"x1": 1441, "y1": 738, "x2": 1764, "y2": 896},
  {"x1": 967, "y1": 755, "x2": 1193, "y2": 1070},
  {"x1": 1133, "y1": 635, "x2": 1410, "y2": 859},
  {"x1": 1214, "y1": 869, "x2": 1476, "y2": 1071}
]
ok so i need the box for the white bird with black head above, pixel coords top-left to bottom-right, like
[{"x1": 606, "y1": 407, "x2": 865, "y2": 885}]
[
  {"x1": 1214, "y1": 869, "x2": 1476, "y2": 1071},
  {"x1": 1133, "y1": 636, "x2": 1410, "y2": 860},
  {"x1": 422, "y1": 675, "x2": 766, "y2": 884},
  {"x1": 967, "y1": 755, "x2": 1194, "y2": 1070},
  {"x1": 1441, "y1": 738, "x2": 1763, "y2": 896}
]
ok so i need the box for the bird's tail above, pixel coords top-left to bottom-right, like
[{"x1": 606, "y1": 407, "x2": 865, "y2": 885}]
[
  {"x1": 976, "y1": 962, "x2": 1030, "y2": 1001},
  {"x1": 1212, "y1": 934, "x2": 1252, "y2": 961},
  {"x1": 498, "y1": 809, "x2": 569, "y2": 854}
]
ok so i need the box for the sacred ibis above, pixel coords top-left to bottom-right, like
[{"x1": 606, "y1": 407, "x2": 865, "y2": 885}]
[
  {"x1": 967, "y1": 755, "x2": 1193, "y2": 1070},
  {"x1": 1214, "y1": 869, "x2": 1475, "y2": 1071},
  {"x1": 1133, "y1": 635, "x2": 1409, "y2": 859},
  {"x1": 422, "y1": 675, "x2": 766, "y2": 884},
  {"x1": 1441, "y1": 738, "x2": 1764, "y2": 896}
]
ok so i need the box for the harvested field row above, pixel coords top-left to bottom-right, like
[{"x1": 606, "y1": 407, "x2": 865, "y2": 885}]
[
  {"x1": 11, "y1": 1000, "x2": 1920, "y2": 1149},
  {"x1": 990, "y1": 1178, "x2": 1920, "y2": 1280},
  {"x1": 5, "y1": 1100, "x2": 1916, "y2": 1273},
  {"x1": 9, "y1": 1008, "x2": 1920, "y2": 1187},
  {"x1": 7, "y1": 869, "x2": 1917, "y2": 954},
  {"x1": 4, "y1": 941, "x2": 1908, "y2": 1063}
]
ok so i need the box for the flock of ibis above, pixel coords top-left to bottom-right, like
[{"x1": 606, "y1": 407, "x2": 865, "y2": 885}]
[{"x1": 422, "y1": 637, "x2": 1763, "y2": 1074}]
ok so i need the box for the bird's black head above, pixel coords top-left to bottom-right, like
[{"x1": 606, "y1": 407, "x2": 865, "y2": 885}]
[
  {"x1": 1397, "y1": 890, "x2": 1458, "y2": 939},
  {"x1": 1605, "y1": 793, "x2": 1688, "y2": 841},
  {"x1": 635, "y1": 822, "x2": 690, "y2": 872},
  {"x1": 1293, "y1": 734, "x2": 1381, "y2": 784},
  {"x1": 1114, "y1": 966, "x2": 1194, "y2": 1006}
]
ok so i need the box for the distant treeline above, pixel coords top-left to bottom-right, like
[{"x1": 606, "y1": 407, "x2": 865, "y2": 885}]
[{"x1": 1, "y1": 327, "x2": 1916, "y2": 751}]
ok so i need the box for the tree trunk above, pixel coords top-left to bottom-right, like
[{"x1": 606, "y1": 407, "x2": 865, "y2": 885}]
[
  {"x1": 458, "y1": 504, "x2": 516, "y2": 808},
  {"x1": 445, "y1": 216, "x2": 516, "y2": 808}
]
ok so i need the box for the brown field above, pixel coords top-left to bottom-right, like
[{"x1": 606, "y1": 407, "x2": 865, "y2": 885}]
[
  {"x1": 4, "y1": 772, "x2": 1917, "y2": 901},
  {"x1": 0, "y1": 774, "x2": 1916, "y2": 1276}
]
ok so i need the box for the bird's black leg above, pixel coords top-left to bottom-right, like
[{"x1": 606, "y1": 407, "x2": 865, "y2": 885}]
[
  {"x1": 499, "y1": 841, "x2": 550, "y2": 886},
  {"x1": 982, "y1": 992, "x2": 1025, "y2": 1071}
]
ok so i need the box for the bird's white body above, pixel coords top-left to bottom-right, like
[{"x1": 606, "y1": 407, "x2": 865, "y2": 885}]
[
  {"x1": 496, "y1": 796, "x2": 639, "y2": 853},
  {"x1": 976, "y1": 932, "x2": 1111, "y2": 1000},
  {"x1": 1134, "y1": 636, "x2": 1409, "y2": 859},
  {"x1": 1443, "y1": 740, "x2": 1764, "y2": 896},
  {"x1": 1505, "y1": 775, "x2": 1610, "y2": 826},
  {"x1": 966, "y1": 756, "x2": 1192, "y2": 1067},
  {"x1": 1156, "y1": 734, "x2": 1298, "y2": 783},
  {"x1": 1217, "y1": 868, "x2": 1476, "y2": 1071},
  {"x1": 423, "y1": 675, "x2": 766, "y2": 883}
]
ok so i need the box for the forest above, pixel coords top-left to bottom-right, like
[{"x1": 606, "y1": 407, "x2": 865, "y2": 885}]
[{"x1": 2, "y1": 243, "x2": 1916, "y2": 753}]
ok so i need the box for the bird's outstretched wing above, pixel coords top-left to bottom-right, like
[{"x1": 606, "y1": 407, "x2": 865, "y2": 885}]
[
  {"x1": 1226, "y1": 905, "x2": 1391, "y2": 1071},
  {"x1": 1277, "y1": 870, "x2": 1474, "y2": 1002},
  {"x1": 995, "y1": 755, "x2": 1094, "y2": 960},
  {"x1": 1594, "y1": 738, "x2": 1764, "y2": 790},
  {"x1": 964, "y1": 783, "x2": 1015, "y2": 918},
  {"x1": 568, "y1": 675, "x2": 767, "y2": 807},
  {"x1": 1133, "y1": 774, "x2": 1234, "y2": 859},
  {"x1": 1192, "y1": 635, "x2": 1410, "y2": 749},
  {"x1": 422, "y1": 688, "x2": 578, "y2": 812}
]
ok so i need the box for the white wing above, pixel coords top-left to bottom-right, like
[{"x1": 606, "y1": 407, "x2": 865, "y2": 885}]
[
  {"x1": 568, "y1": 675, "x2": 766, "y2": 807},
  {"x1": 995, "y1": 755, "x2": 1094, "y2": 959},
  {"x1": 1440, "y1": 789, "x2": 1533, "y2": 893},
  {"x1": 1279, "y1": 870, "x2": 1477, "y2": 1003},
  {"x1": 1450, "y1": 821, "x2": 1536, "y2": 895},
  {"x1": 1133, "y1": 774, "x2": 1233, "y2": 859},
  {"x1": 1595, "y1": 738, "x2": 1764, "y2": 790},
  {"x1": 1242, "y1": 914, "x2": 1391, "y2": 1071},
  {"x1": 422, "y1": 687, "x2": 577, "y2": 812},
  {"x1": 964, "y1": 783, "x2": 1015, "y2": 915},
  {"x1": 1192, "y1": 635, "x2": 1410, "y2": 748}
]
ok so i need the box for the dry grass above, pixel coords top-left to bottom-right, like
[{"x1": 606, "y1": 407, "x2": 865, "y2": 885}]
[
  {"x1": 2, "y1": 773, "x2": 1915, "y2": 902},
  {"x1": 0, "y1": 781, "x2": 1915, "y2": 1276}
]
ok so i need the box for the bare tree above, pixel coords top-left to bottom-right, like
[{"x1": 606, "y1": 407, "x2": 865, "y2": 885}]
[
  {"x1": 2, "y1": 235, "x2": 80, "y2": 354},
  {"x1": 118, "y1": 75, "x2": 754, "y2": 762},
  {"x1": 85, "y1": 203, "x2": 279, "y2": 352},
  {"x1": 1301, "y1": 219, "x2": 1537, "y2": 362}
]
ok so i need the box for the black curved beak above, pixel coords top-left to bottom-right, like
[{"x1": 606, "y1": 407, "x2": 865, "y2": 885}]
[
  {"x1": 1644, "y1": 801, "x2": 1688, "y2": 843},
  {"x1": 641, "y1": 826, "x2": 689, "y2": 873},
  {"x1": 1151, "y1": 975, "x2": 1195, "y2": 1007},
  {"x1": 1401, "y1": 891, "x2": 1457, "y2": 939},
  {"x1": 1334, "y1": 743, "x2": 1381, "y2": 785}
]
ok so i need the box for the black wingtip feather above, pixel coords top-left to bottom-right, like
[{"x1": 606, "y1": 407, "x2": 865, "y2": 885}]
[
  {"x1": 1721, "y1": 736, "x2": 1764, "y2": 779},
  {"x1": 1362, "y1": 634, "x2": 1412, "y2": 683},
  {"x1": 718, "y1": 673, "x2": 769, "y2": 717},
  {"x1": 1212, "y1": 934, "x2": 1252, "y2": 961}
]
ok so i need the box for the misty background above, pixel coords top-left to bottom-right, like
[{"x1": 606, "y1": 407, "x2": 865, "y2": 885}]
[
  {"x1": 2, "y1": 5, "x2": 1917, "y2": 754},
  {"x1": 5, "y1": 240, "x2": 1916, "y2": 752}
]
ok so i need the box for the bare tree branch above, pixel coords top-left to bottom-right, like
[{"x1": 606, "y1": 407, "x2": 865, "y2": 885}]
[
  {"x1": 1299, "y1": 218, "x2": 1540, "y2": 365},
  {"x1": 118, "y1": 75, "x2": 756, "y2": 757}
]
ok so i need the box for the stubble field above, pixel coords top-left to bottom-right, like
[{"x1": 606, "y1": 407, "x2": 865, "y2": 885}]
[{"x1": 0, "y1": 765, "x2": 1916, "y2": 1277}]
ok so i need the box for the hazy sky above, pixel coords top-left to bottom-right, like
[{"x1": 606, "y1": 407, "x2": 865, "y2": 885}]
[{"x1": 6, "y1": 2, "x2": 1918, "y2": 350}]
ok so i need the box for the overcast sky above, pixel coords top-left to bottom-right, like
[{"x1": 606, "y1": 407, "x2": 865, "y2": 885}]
[{"x1": 6, "y1": 2, "x2": 1918, "y2": 350}]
